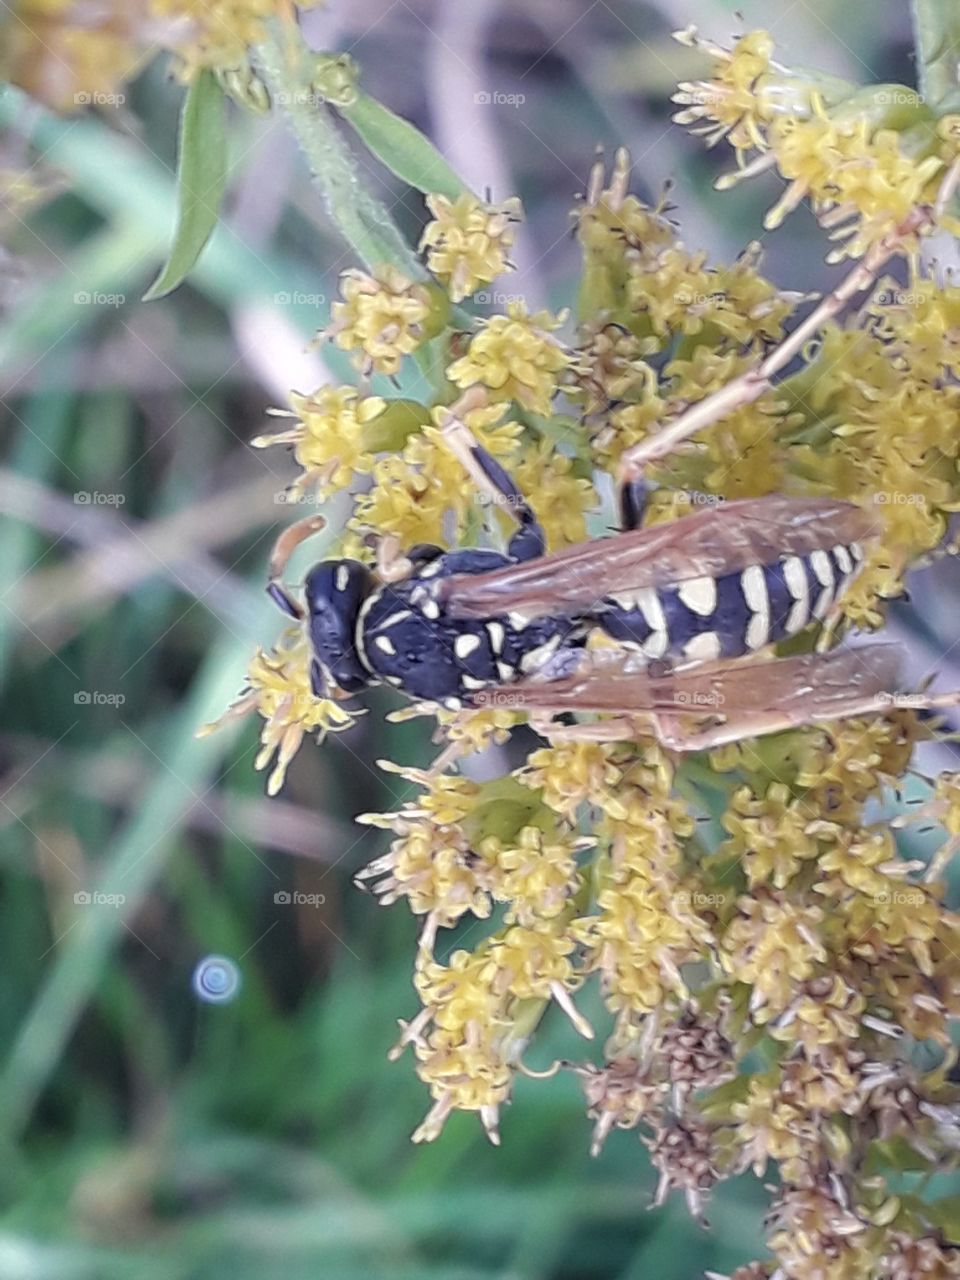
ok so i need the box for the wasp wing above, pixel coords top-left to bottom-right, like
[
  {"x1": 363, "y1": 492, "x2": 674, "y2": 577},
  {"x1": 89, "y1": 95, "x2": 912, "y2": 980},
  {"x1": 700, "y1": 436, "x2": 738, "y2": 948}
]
[
  {"x1": 439, "y1": 496, "x2": 876, "y2": 620},
  {"x1": 481, "y1": 643, "x2": 902, "y2": 724}
]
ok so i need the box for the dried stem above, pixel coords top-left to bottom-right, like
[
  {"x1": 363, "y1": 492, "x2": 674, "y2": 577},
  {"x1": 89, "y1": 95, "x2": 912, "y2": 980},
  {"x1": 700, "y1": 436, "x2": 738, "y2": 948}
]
[{"x1": 619, "y1": 201, "x2": 940, "y2": 483}]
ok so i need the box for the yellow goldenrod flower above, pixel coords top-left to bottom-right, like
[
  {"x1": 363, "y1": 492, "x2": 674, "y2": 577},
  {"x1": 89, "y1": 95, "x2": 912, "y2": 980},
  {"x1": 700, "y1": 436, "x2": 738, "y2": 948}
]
[
  {"x1": 447, "y1": 302, "x2": 571, "y2": 416},
  {"x1": 352, "y1": 412, "x2": 522, "y2": 550},
  {"x1": 513, "y1": 442, "x2": 596, "y2": 549},
  {"x1": 481, "y1": 825, "x2": 583, "y2": 924},
  {"x1": 6, "y1": 0, "x2": 144, "y2": 112},
  {"x1": 151, "y1": 0, "x2": 324, "y2": 77},
  {"x1": 420, "y1": 192, "x2": 522, "y2": 303},
  {"x1": 721, "y1": 894, "x2": 827, "y2": 1021},
  {"x1": 672, "y1": 28, "x2": 782, "y2": 153},
  {"x1": 520, "y1": 741, "x2": 626, "y2": 822},
  {"x1": 731, "y1": 1072, "x2": 817, "y2": 1177},
  {"x1": 720, "y1": 782, "x2": 831, "y2": 889},
  {"x1": 767, "y1": 974, "x2": 865, "y2": 1054},
  {"x1": 326, "y1": 265, "x2": 436, "y2": 377},
  {"x1": 199, "y1": 631, "x2": 359, "y2": 796},
  {"x1": 767, "y1": 98, "x2": 944, "y2": 259},
  {"x1": 253, "y1": 386, "x2": 386, "y2": 496}
]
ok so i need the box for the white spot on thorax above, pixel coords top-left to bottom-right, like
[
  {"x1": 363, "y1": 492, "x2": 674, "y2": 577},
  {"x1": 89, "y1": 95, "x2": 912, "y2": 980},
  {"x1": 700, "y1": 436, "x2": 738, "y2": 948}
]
[
  {"x1": 335, "y1": 564, "x2": 350, "y2": 592},
  {"x1": 454, "y1": 634, "x2": 481, "y2": 660},
  {"x1": 378, "y1": 609, "x2": 413, "y2": 629},
  {"x1": 374, "y1": 635, "x2": 397, "y2": 656},
  {"x1": 486, "y1": 621, "x2": 506, "y2": 653}
]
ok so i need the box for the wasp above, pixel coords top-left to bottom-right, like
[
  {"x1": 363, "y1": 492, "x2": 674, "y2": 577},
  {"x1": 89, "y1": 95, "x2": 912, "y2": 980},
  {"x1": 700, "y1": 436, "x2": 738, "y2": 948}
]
[{"x1": 266, "y1": 407, "x2": 958, "y2": 752}]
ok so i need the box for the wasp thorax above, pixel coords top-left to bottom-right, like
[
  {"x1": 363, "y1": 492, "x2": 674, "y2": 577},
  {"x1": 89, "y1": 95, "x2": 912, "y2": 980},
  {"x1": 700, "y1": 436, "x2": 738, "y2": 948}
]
[{"x1": 303, "y1": 559, "x2": 374, "y2": 693}]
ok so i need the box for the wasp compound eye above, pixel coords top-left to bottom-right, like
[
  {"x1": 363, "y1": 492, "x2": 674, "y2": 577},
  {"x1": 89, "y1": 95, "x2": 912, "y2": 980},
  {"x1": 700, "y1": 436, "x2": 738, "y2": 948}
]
[{"x1": 192, "y1": 955, "x2": 242, "y2": 1004}]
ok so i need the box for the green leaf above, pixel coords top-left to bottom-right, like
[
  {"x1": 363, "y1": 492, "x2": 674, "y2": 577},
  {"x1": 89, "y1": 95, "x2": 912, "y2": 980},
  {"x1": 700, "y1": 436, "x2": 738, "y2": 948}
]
[
  {"x1": 340, "y1": 92, "x2": 469, "y2": 201},
  {"x1": 865, "y1": 1136, "x2": 935, "y2": 1175},
  {"x1": 911, "y1": 0, "x2": 960, "y2": 108},
  {"x1": 926, "y1": 1192, "x2": 960, "y2": 1240},
  {"x1": 143, "y1": 70, "x2": 228, "y2": 301}
]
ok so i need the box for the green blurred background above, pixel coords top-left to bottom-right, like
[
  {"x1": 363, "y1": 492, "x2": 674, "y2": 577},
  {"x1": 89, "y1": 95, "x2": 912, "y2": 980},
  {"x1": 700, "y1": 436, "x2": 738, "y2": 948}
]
[{"x1": 0, "y1": 1, "x2": 946, "y2": 1276}]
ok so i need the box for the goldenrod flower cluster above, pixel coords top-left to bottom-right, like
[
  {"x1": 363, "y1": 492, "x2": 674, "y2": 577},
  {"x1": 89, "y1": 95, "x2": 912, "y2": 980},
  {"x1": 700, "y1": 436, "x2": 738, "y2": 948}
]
[
  {"x1": 419, "y1": 194, "x2": 522, "y2": 303},
  {"x1": 207, "y1": 27, "x2": 960, "y2": 1280},
  {"x1": 674, "y1": 27, "x2": 960, "y2": 260},
  {"x1": 5, "y1": 0, "x2": 324, "y2": 108}
]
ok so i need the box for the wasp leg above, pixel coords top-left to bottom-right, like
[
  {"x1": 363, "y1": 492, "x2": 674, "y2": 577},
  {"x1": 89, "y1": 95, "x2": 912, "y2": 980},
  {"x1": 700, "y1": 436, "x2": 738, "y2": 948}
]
[
  {"x1": 439, "y1": 411, "x2": 546, "y2": 561},
  {"x1": 310, "y1": 658, "x2": 328, "y2": 698},
  {"x1": 530, "y1": 714, "x2": 647, "y2": 744},
  {"x1": 408, "y1": 542, "x2": 445, "y2": 566},
  {"x1": 618, "y1": 474, "x2": 651, "y2": 531},
  {"x1": 267, "y1": 581, "x2": 304, "y2": 620},
  {"x1": 533, "y1": 684, "x2": 960, "y2": 753}
]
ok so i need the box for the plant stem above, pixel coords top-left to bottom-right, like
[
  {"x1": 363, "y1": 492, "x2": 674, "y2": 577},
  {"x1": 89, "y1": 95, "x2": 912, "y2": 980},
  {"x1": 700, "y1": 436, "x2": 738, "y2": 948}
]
[
  {"x1": 619, "y1": 184, "x2": 951, "y2": 480},
  {"x1": 252, "y1": 21, "x2": 423, "y2": 279},
  {"x1": 911, "y1": 0, "x2": 960, "y2": 108}
]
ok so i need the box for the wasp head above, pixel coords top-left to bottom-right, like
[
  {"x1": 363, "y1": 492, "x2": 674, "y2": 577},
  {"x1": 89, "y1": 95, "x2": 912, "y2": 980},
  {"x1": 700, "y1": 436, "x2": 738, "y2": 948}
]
[{"x1": 302, "y1": 559, "x2": 374, "y2": 694}]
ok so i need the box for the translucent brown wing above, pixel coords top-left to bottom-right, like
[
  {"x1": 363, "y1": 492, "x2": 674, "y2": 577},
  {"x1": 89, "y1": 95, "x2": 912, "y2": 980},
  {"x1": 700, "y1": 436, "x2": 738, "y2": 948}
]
[
  {"x1": 484, "y1": 643, "x2": 903, "y2": 721},
  {"x1": 439, "y1": 496, "x2": 877, "y2": 620}
]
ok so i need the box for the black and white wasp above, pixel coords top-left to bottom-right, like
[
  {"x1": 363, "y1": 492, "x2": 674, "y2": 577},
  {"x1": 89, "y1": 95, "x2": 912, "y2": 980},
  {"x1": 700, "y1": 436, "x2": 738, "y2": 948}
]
[{"x1": 266, "y1": 411, "x2": 956, "y2": 751}]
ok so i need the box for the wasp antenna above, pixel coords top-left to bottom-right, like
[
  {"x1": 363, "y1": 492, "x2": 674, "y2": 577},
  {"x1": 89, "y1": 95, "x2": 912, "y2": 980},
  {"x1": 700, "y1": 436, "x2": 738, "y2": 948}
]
[
  {"x1": 268, "y1": 513, "x2": 327, "y2": 582},
  {"x1": 267, "y1": 581, "x2": 303, "y2": 620}
]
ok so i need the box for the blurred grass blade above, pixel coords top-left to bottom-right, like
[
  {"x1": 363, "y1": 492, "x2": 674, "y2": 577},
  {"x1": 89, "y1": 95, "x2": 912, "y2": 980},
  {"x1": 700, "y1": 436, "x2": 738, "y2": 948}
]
[
  {"x1": 0, "y1": 625, "x2": 271, "y2": 1139},
  {"x1": 143, "y1": 70, "x2": 228, "y2": 300},
  {"x1": 340, "y1": 92, "x2": 469, "y2": 200}
]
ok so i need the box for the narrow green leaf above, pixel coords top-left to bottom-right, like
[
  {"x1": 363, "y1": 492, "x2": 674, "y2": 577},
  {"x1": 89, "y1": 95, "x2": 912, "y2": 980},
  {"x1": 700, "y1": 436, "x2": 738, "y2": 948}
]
[
  {"x1": 911, "y1": 0, "x2": 960, "y2": 108},
  {"x1": 143, "y1": 70, "x2": 228, "y2": 301},
  {"x1": 340, "y1": 92, "x2": 469, "y2": 201}
]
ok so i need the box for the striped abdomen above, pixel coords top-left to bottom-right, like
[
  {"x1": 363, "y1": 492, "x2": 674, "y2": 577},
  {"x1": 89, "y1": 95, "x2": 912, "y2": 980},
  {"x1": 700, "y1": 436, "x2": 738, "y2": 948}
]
[{"x1": 594, "y1": 541, "x2": 864, "y2": 664}]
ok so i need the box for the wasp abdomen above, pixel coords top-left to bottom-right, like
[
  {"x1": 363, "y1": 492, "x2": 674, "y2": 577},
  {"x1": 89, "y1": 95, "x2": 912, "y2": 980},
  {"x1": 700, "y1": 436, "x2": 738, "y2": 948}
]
[{"x1": 595, "y1": 542, "x2": 864, "y2": 663}]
